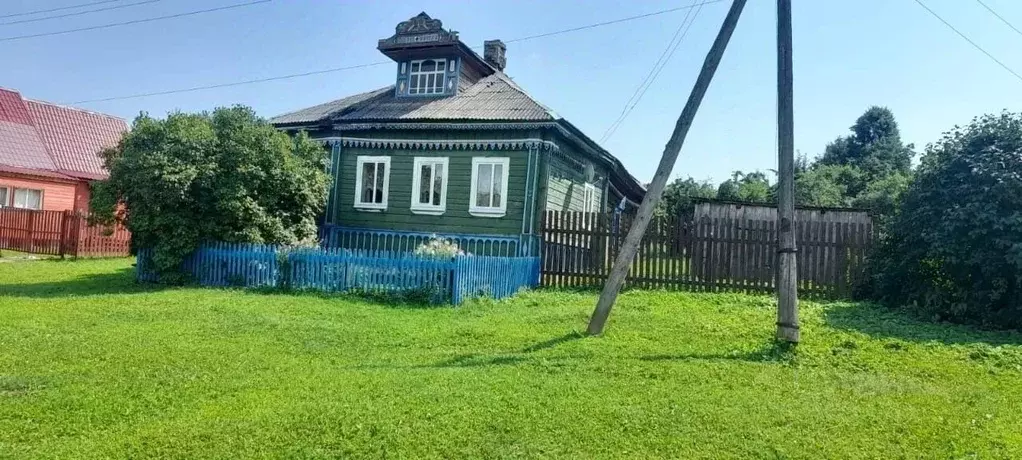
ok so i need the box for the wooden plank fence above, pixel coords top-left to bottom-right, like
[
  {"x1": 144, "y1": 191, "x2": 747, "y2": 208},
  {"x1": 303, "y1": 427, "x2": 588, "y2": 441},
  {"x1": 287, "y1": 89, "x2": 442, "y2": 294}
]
[
  {"x1": 541, "y1": 211, "x2": 874, "y2": 299},
  {"x1": 0, "y1": 207, "x2": 131, "y2": 258}
]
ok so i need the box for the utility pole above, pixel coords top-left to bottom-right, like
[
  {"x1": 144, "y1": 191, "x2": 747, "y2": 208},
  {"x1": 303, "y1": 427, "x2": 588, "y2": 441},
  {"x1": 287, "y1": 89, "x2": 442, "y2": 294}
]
[
  {"x1": 775, "y1": 0, "x2": 799, "y2": 343},
  {"x1": 587, "y1": 0, "x2": 749, "y2": 336}
]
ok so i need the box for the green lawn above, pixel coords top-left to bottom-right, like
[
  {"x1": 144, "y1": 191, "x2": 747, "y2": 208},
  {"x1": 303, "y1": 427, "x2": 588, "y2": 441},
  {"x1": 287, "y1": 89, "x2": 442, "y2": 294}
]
[{"x1": 2, "y1": 259, "x2": 1021, "y2": 458}]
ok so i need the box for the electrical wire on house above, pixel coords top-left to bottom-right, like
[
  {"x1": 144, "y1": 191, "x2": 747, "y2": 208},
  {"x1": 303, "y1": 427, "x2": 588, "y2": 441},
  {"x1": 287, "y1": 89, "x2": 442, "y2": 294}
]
[
  {"x1": 600, "y1": 1, "x2": 706, "y2": 143},
  {"x1": 0, "y1": 0, "x2": 162, "y2": 27},
  {"x1": 0, "y1": 0, "x2": 122, "y2": 19},
  {"x1": 974, "y1": 0, "x2": 1022, "y2": 39},
  {"x1": 0, "y1": 0, "x2": 271, "y2": 42},
  {"x1": 69, "y1": 1, "x2": 725, "y2": 104},
  {"x1": 913, "y1": 0, "x2": 1022, "y2": 83}
]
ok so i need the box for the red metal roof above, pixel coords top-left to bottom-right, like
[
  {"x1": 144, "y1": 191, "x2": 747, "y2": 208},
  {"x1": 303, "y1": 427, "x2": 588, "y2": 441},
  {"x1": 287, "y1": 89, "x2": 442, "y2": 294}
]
[{"x1": 0, "y1": 88, "x2": 126, "y2": 181}]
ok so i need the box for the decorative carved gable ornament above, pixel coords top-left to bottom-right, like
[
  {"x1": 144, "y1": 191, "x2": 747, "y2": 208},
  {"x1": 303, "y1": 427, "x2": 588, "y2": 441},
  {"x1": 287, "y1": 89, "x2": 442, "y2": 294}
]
[{"x1": 378, "y1": 12, "x2": 459, "y2": 49}]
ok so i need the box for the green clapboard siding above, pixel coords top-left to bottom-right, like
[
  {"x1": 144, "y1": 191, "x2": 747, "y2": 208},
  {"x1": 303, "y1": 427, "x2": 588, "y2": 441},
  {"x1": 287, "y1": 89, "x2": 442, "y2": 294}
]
[
  {"x1": 544, "y1": 148, "x2": 606, "y2": 213},
  {"x1": 334, "y1": 148, "x2": 530, "y2": 236}
]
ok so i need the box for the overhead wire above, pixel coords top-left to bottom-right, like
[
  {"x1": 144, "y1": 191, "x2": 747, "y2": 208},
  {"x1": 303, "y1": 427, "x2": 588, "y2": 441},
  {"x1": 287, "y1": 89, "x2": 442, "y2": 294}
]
[
  {"x1": 913, "y1": 0, "x2": 1022, "y2": 83},
  {"x1": 974, "y1": 0, "x2": 1022, "y2": 38},
  {"x1": 70, "y1": 1, "x2": 724, "y2": 104},
  {"x1": 0, "y1": 0, "x2": 271, "y2": 42},
  {"x1": 0, "y1": 0, "x2": 163, "y2": 26},
  {"x1": 0, "y1": 0, "x2": 122, "y2": 19}
]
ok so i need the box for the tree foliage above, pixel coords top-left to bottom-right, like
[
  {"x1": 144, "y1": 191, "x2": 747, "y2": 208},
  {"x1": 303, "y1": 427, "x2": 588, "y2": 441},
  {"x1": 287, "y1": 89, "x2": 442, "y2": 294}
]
[
  {"x1": 92, "y1": 106, "x2": 330, "y2": 281},
  {"x1": 868, "y1": 112, "x2": 1022, "y2": 329},
  {"x1": 655, "y1": 177, "x2": 716, "y2": 217},
  {"x1": 716, "y1": 170, "x2": 771, "y2": 203}
]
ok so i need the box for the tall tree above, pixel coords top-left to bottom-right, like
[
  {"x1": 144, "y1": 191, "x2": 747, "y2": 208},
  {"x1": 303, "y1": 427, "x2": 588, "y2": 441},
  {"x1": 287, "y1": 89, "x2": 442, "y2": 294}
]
[
  {"x1": 717, "y1": 170, "x2": 771, "y2": 203},
  {"x1": 656, "y1": 176, "x2": 716, "y2": 217},
  {"x1": 92, "y1": 106, "x2": 330, "y2": 281}
]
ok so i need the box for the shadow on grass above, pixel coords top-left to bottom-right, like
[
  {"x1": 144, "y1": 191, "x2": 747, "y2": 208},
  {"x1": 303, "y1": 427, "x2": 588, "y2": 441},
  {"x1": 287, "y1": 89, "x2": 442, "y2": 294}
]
[
  {"x1": 0, "y1": 267, "x2": 165, "y2": 298},
  {"x1": 823, "y1": 302, "x2": 1022, "y2": 346},
  {"x1": 521, "y1": 331, "x2": 585, "y2": 353},
  {"x1": 640, "y1": 341, "x2": 798, "y2": 364}
]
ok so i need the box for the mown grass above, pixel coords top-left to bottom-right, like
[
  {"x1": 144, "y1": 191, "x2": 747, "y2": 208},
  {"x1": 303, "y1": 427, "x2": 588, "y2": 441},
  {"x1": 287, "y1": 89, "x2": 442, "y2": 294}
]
[{"x1": 1, "y1": 258, "x2": 1021, "y2": 459}]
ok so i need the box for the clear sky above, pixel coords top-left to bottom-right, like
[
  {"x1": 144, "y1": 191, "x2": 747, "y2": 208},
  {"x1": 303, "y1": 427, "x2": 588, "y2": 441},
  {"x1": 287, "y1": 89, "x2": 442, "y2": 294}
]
[{"x1": 3, "y1": 0, "x2": 1021, "y2": 184}]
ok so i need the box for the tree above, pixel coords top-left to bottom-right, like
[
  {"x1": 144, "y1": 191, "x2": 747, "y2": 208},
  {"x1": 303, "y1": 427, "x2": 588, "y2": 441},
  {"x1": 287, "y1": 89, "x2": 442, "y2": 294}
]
[
  {"x1": 793, "y1": 164, "x2": 853, "y2": 207},
  {"x1": 92, "y1": 106, "x2": 330, "y2": 281},
  {"x1": 868, "y1": 111, "x2": 1022, "y2": 329},
  {"x1": 716, "y1": 170, "x2": 771, "y2": 203},
  {"x1": 655, "y1": 176, "x2": 716, "y2": 217}
]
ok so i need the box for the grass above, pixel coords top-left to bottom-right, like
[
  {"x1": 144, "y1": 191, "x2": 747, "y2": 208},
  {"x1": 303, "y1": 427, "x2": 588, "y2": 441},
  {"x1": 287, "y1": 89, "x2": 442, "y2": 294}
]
[{"x1": 1, "y1": 259, "x2": 1021, "y2": 459}]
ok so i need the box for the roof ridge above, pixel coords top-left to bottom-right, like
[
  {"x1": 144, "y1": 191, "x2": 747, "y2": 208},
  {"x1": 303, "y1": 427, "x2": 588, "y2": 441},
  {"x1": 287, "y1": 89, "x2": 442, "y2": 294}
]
[{"x1": 23, "y1": 97, "x2": 127, "y2": 123}]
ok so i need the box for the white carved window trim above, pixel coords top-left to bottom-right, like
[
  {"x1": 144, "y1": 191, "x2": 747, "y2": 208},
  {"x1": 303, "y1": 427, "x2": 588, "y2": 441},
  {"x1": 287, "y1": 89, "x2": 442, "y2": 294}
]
[
  {"x1": 408, "y1": 59, "x2": 447, "y2": 95},
  {"x1": 354, "y1": 156, "x2": 390, "y2": 211},
  {"x1": 469, "y1": 157, "x2": 510, "y2": 218},
  {"x1": 12, "y1": 187, "x2": 43, "y2": 210},
  {"x1": 582, "y1": 183, "x2": 598, "y2": 213},
  {"x1": 411, "y1": 157, "x2": 449, "y2": 215}
]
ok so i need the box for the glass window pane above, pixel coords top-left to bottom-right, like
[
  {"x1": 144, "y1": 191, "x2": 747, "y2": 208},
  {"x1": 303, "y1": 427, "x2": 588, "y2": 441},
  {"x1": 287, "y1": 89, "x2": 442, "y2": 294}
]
[
  {"x1": 437, "y1": 60, "x2": 445, "y2": 72},
  {"x1": 29, "y1": 190, "x2": 40, "y2": 209},
  {"x1": 411, "y1": 62, "x2": 420, "y2": 72},
  {"x1": 492, "y1": 164, "x2": 503, "y2": 208},
  {"x1": 375, "y1": 162, "x2": 386, "y2": 203},
  {"x1": 13, "y1": 189, "x2": 25, "y2": 208},
  {"x1": 419, "y1": 164, "x2": 431, "y2": 204},
  {"x1": 434, "y1": 74, "x2": 444, "y2": 93},
  {"x1": 361, "y1": 162, "x2": 375, "y2": 203},
  {"x1": 420, "y1": 60, "x2": 436, "y2": 72},
  {"x1": 432, "y1": 164, "x2": 444, "y2": 205},
  {"x1": 409, "y1": 75, "x2": 419, "y2": 94},
  {"x1": 0, "y1": 188, "x2": 8, "y2": 207},
  {"x1": 476, "y1": 164, "x2": 492, "y2": 207},
  {"x1": 426, "y1": 74, "x2": 435, "y2": 93}
]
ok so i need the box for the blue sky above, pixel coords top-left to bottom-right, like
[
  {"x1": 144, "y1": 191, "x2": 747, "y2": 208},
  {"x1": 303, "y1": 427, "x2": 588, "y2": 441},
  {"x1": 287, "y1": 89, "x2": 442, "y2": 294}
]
[{"x1": 3, "y1": 0, "x2": 1021, "y2": 184}]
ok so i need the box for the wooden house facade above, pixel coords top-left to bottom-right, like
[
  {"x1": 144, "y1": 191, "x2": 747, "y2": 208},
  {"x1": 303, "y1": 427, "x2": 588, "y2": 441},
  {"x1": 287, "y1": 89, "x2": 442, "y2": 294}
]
[{"x1": 272, "y1": 13, "x2": 644, "y2": 253}]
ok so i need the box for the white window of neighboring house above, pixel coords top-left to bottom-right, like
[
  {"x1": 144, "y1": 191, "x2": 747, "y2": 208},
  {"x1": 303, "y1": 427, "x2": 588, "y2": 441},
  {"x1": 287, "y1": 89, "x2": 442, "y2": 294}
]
[
  {"x1": 12, "y1": 188, "x2": 42, "y2": 210},
  {"x1": 354, "y1": 156, "x2": 390, "y2": 210},
  {"x1": 0, "y1": 187, "x2": 9, "y2": 207},
  {"x1": 469, "y1": 157, "x2": 510, "y2": 217},
  {"x1": 582, "y1": 183, "x2": 598, "y2": 213},
  {"x1": 408, "y1": 59, "x2": 447, "y2": 95},
  {"x1": 411, "y1": 157, "x2": 449, "y2": 215}
]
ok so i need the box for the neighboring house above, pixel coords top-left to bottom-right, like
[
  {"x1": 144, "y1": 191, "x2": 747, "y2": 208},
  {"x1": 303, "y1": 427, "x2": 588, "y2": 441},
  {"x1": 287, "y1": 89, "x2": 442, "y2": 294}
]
[
  {"x1": 0, "y1": 88, "x2": 127, "y2": 212},
  {"x1": 271, "y1": 12, "x2": 644, "y2": 250}
]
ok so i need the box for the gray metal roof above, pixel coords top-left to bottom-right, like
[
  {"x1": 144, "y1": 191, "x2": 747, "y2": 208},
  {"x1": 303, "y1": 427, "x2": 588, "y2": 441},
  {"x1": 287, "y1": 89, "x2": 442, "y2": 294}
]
[{"x1": 270, "y1": 73, "x2": 555, "y2": 125}]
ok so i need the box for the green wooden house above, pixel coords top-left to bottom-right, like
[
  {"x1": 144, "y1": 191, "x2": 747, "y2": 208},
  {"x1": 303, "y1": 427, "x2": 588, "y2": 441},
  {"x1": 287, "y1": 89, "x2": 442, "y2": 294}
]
[{"x1": 271, "y1": 12, "x2": 644, "y2": 254}]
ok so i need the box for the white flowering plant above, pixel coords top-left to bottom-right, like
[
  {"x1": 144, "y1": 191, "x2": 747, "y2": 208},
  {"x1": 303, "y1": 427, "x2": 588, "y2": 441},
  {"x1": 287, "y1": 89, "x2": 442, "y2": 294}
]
[{"x1": 413, "y1": 235, "x2": 466, "y2": 259}]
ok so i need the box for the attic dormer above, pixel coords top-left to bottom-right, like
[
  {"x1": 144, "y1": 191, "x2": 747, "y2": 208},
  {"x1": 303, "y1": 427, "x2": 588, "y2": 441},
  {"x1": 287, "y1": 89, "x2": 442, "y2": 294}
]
[{"x1": 378, "y1": 12, "x2": 504, "y2": 98}]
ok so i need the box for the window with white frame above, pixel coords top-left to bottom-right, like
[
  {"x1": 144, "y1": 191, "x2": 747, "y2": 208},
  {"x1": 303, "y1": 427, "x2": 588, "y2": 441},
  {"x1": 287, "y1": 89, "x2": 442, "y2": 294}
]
[
  {"x1": 13, "y1": 188, "x2": 42, "y2": 210},
  {"x1": 469, "y1": 157, "x2": 509, "y2": 217},
  {"x1": 409, "y1": 59, "x2": 447, "y2": 95},
  {"x1": 0, "y1": 187, "x2": 8, "y2": 207},
  {"x1": 411, "y1": 157, "x2": 449, "y2": 214},
  {"x1": 354, "y1": 156, "x2": 390, "y2": 210},
  {"x1": 582, "y1": 183, "x2": 598, "y2": 213}
]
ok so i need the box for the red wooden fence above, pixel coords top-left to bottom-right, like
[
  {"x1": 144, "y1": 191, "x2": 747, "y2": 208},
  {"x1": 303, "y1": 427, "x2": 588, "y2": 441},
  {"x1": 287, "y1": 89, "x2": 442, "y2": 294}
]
[{"x1": 0, "y1": 208, "x2": 131, "y2": 258}]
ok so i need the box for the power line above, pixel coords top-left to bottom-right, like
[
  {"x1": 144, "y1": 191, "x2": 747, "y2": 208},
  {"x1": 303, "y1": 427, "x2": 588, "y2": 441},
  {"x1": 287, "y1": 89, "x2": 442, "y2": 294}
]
[
  {"x1": 0, "y1": 0, "x2": 270, "y2": 42},
  {"x1": 0, "y1": 0, "x2": 121, "y2": 19},
  {"x1": 601, "y1": 2, "x2": 706, "y2": 143},
  {"x1": 0, "y1": 0, "x2": 162, "y2": 27},
  {"x1": 600, "y1": 2, "x2": 700, "y2": 143},
  {"x1": 975, "y1": 0, "x2": 1022, "y2": 38},
  {"x1": 913, "y1": 0, "x2": 1022, "y2": 83},
  {"x1": 71, "y1": 2, "x2": 724, "y2": 104}
]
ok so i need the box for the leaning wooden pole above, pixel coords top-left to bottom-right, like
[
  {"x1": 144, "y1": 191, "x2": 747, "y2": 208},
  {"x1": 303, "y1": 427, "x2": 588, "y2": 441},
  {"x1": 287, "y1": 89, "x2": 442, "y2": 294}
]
[
  {"x1": 775, "y1": 0, "x2": 799, "y2": 343},
  {"x1": 587, "y1": 0, "x2": 749, "y2": 336}
]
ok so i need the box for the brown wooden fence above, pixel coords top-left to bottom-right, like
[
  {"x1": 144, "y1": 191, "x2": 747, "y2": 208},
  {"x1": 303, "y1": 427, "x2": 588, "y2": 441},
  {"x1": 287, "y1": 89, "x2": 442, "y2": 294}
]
[
  {"x1": 0, "y1": 208, "x2": 131, "y2": 258},
  {"x1": 541, "y1": 211, "x2": 874, "y2": 299}
]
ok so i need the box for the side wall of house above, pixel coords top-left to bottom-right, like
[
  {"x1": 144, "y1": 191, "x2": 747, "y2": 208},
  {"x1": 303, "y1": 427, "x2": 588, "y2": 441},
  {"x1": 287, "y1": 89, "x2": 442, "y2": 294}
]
[
  {"x1": 542, "y1": 137, "x2": 608, "y2": 214},
  {"x1": 0, "y1": 174, "x2": 77, "y2": 211}
]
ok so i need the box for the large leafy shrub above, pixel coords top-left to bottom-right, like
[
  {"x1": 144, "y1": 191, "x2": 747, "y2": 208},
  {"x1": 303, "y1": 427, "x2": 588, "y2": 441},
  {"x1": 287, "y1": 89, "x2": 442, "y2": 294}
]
[
  {"x1": 92, "y1": 106, "x2": 330, "y2": 281},
  {"x1": 869, "y1": 112, "x2": 1022, "y2": 328}
]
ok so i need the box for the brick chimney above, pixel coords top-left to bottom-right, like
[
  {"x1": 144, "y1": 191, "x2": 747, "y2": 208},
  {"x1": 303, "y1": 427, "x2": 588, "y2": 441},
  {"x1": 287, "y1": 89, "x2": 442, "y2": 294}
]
[{"x1": 483, "y1": 39, "x2": 506, "y2": 71}]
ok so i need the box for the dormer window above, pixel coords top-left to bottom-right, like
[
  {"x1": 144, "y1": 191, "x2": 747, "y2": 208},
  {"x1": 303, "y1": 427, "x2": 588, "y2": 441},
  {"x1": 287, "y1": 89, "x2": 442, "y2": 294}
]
[{"x1": 409, "y1": 59, "x2": 447, "y2": 95}]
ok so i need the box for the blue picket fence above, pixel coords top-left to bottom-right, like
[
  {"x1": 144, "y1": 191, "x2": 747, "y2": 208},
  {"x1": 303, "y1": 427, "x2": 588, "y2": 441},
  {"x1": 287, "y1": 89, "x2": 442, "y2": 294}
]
[
  {"x1": 136, "y1": 242, "x2": 540, "y2": 304},
  {"x1": 320, "y1": 225, "x2": 538, "y2": 257}
]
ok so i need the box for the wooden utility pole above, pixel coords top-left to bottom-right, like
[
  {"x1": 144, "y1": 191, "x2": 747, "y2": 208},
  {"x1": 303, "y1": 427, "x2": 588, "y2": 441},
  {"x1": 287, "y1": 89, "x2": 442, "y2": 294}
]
[
  {"x1": 775, "y1": 0, "x2": 799, "y2": 343},
  {"x1": 587, "y1": 0, "x2": 748, "y2": 336}
]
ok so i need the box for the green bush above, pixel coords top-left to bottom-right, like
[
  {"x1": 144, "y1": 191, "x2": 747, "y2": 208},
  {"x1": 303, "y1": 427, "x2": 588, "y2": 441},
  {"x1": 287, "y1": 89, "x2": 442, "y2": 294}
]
[{"x1": 869, "y1": 112, "x2": 1022, "y2": 329}]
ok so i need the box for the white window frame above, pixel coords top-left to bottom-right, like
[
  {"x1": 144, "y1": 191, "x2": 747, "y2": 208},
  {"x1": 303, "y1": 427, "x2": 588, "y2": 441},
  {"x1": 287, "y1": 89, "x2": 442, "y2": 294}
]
[
  {"x1": 410, "y1": 157, "x2": 449, "y2": 215},
  {"x1": 12, "y1": 187, "x2": 42, "y2": 210},
  {"x1": 354, "y1": 156, "x2": 391, "y2": 211},
  {"x1": 582, "y1": 183, "x2": 598, "y2": 213},
  {"x1": 469, "y1": 157, "x2": 510, "y2": 217},
  {"x1": 0, "y1": 186, "x2": 9, "y2": 207},
  {"x1": 408, "y1": 59, "x2": 447, "y2": 95}
]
